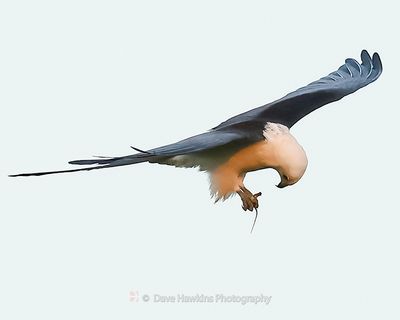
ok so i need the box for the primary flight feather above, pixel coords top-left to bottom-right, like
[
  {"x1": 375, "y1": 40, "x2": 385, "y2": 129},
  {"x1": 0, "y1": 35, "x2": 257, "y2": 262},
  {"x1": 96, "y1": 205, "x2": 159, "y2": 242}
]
[{"x1": 10, "y1": 50, "x2": 382, "y2": 219}]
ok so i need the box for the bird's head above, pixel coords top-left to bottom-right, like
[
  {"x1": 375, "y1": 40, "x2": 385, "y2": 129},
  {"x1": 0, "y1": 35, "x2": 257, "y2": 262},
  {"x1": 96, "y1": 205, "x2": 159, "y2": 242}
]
[{"x1": 274, "y1": 140, "x2": 308, "y2": 189}]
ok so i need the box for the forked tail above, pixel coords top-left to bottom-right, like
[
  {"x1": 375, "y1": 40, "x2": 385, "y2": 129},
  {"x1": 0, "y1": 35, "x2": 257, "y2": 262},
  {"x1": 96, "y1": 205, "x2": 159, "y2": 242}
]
[{"x1": 9, "y1": 151, "x2": 156, "y2": 177}]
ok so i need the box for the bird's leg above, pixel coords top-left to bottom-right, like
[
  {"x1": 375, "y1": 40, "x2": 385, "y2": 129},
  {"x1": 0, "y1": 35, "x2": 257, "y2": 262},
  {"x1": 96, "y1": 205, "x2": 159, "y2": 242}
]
[{"x1": 237, "y1": 186, "x2": 262, "y2": 212}]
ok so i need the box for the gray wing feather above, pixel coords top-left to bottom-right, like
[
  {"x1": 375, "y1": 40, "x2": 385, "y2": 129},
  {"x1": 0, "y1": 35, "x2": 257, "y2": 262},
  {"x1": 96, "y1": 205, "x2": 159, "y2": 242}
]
[
  {"x1": 214, "y1": 50, "x2": 382, "y2": 129},
  {"x1": 147, "y1": 130, "x2": 246, "y2": 156}
]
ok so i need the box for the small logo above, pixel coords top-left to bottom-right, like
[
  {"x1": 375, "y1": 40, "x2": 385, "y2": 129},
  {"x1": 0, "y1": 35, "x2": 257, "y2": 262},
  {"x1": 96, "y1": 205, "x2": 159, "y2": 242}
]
[{"x1": 129, "y1": 290, "x2": 139, "y2": 302}]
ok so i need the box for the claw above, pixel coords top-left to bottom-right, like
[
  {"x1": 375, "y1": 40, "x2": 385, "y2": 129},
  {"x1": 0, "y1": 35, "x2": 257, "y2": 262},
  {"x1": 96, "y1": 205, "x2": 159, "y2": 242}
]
[{"x1": 237, "y1": 187, "x2": 262, "y2": 212}]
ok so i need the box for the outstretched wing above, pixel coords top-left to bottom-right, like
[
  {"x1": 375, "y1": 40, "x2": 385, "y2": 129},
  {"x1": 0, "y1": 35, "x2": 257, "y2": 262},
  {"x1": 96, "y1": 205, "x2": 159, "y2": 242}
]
[
  {"x1": 10, "y1": 129, "x2": 257, "y2": 176},
  {"x1": 214, "y1": 50, "x2": 382, "y2": 130},
  {"x1": 69, "y1": 129, "x2": 258, "y2": 165}
]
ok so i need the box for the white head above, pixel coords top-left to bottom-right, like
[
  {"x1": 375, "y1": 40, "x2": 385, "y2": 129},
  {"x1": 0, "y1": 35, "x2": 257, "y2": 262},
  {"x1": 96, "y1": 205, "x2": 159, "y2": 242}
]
[
  {"x1": 263, "y1": 123, "x2": 308, "y2": 189},
  {"x1": 275, "y1": 137, "x2": 308, "y2": 188}
]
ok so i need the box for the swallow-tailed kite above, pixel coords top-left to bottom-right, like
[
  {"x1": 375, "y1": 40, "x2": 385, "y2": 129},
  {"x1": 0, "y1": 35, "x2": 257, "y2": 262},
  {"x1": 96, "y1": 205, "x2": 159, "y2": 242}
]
[{"x1": 10, "y1": 50, "x2": 382, "y2": 229}]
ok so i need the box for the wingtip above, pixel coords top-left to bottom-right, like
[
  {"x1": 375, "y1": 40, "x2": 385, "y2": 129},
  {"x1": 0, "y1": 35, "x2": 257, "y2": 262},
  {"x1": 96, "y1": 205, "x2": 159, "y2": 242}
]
[
  {"x1": 361, "y1": 49, "x2": 370, "y2": 57},
  {"x1": 360, "y1": 49, "x2": 372, "y2": 65},
  {"x1": 360, "y1": 49, "x2": 382, "y2": 79},
  {"x1": 372, "y1": 52, "x2": 383, "y2": 74}
]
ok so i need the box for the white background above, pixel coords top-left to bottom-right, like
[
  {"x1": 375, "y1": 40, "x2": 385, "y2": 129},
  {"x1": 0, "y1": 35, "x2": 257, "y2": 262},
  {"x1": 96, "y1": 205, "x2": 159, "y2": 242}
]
[{"x1": 1, "y1": 1, "x2": 399, "y2": 319}]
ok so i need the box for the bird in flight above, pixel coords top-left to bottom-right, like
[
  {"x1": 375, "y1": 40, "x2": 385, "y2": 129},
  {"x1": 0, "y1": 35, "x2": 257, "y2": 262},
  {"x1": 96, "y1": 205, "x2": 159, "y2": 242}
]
[{"x1": 11, "y1": 50, "x2": 382, "y2": 228}]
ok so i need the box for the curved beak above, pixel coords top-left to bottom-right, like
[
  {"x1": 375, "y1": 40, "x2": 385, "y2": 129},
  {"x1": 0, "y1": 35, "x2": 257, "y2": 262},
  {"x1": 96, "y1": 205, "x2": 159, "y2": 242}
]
[
  {"x1": 276, "y1": 175, "x2": 288, "y2": 188},
  {"x1": 276, "y1": 181, "x2": 286, "y2": 188}
]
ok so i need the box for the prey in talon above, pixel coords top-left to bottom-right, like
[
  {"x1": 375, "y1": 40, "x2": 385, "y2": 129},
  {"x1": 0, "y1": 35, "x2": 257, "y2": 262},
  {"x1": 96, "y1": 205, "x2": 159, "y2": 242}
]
[{"x1": 237, "y1": 186, "x2": 262, "y2": 212}]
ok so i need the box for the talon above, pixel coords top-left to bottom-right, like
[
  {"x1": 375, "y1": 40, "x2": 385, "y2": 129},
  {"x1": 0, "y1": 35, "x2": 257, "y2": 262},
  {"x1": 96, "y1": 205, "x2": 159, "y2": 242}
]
[{"x1": 237, "y1": 187, "x2": 261, "y2": 213}]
